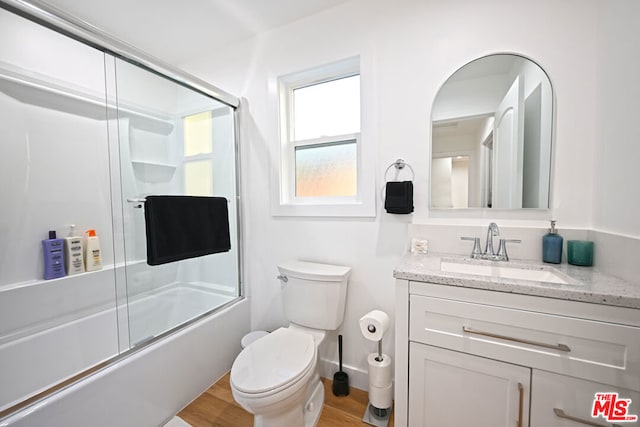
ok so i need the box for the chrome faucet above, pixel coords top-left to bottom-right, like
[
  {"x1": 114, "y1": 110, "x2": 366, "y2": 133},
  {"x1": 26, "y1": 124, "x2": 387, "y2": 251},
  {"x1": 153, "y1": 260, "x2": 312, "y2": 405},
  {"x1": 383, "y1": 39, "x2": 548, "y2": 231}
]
[
  {"x1": 484, "y1": 222, "x2": 500, "y2": 258},
  {"x1": 461, "y1": 222, "x2": 520, "y2": 261}
]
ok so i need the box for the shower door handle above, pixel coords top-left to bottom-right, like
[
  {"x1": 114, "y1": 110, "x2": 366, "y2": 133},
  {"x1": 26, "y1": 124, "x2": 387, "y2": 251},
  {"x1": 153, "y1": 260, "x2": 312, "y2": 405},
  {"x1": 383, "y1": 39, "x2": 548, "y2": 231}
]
[{"x1": 126, "y1": 198, "x2": 145, "y2": 208}]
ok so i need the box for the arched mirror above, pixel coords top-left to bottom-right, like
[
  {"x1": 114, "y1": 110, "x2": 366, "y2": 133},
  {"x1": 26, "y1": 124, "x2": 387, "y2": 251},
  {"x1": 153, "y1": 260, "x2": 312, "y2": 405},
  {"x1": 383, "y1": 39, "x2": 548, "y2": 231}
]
[{"x1": 430, "y1": 54, "x2": 553, "y2": 209}]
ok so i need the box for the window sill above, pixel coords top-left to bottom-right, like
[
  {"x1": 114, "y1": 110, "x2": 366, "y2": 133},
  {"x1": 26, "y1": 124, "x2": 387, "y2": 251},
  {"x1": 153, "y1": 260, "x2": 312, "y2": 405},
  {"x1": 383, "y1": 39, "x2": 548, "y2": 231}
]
[{"x1": 271, "y1": 200, "x2": 376, "y2": 218}]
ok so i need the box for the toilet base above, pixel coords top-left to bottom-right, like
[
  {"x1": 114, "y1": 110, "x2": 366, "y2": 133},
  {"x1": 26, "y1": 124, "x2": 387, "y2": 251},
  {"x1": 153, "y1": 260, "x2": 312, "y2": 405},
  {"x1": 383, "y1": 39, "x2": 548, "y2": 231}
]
[
  {"x1": 251, "y1": 375, "x2": 324, "y2": 427},
  {"x1": 303, "y1": 379, "x2": 324, "y2": 427}
]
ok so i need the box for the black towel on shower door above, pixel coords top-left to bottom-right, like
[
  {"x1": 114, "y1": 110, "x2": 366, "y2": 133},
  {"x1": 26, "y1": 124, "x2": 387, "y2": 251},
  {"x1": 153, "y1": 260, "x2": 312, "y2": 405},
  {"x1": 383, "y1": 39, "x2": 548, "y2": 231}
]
[{"x1": 144, "y1": 195, "x2": 231, "y2": 266}]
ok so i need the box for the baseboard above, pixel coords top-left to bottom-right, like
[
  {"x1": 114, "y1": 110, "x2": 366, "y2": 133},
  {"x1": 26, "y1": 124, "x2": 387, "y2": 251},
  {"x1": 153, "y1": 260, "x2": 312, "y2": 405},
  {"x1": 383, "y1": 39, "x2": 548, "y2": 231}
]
[
  {"x1": 163, "y1": 416, "x2": 192, "y2": 427},
  {"x1": 319, "y1": 357, "x2": 373, "y2": 393}
]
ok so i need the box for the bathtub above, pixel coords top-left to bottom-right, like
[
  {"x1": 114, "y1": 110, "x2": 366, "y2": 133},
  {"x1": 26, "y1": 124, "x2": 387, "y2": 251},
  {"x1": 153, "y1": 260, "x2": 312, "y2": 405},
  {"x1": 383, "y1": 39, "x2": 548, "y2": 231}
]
[
  {"x1": 127, "y1": 283, "x2": 237, "y2": 345},
  {"x1": 0, "y1": 270, "x2": 249, "y2": 427}
]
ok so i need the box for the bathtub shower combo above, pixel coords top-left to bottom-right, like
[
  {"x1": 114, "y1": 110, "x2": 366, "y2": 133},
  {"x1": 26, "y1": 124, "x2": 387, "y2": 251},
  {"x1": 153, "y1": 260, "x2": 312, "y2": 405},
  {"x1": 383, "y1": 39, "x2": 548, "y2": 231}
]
[{"x1": 0, "y1": 2, "x2": 246, "y2": 425}]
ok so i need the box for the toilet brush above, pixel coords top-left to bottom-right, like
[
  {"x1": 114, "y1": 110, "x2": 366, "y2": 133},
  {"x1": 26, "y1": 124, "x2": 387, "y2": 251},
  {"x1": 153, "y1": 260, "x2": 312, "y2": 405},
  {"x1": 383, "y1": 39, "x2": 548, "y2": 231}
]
[{"x1": 332, "y1": 335, "x2": 349, "y2": 396}]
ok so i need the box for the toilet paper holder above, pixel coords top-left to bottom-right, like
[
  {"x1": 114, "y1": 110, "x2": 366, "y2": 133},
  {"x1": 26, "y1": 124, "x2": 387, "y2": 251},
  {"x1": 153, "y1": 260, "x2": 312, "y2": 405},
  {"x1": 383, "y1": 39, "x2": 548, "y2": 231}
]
[
  {"x1": 360, "y1": 310, "x2": 392, "y2": 427},
  {"x1": 365, "y1": 324, "x2": 384, "y2": 362}
]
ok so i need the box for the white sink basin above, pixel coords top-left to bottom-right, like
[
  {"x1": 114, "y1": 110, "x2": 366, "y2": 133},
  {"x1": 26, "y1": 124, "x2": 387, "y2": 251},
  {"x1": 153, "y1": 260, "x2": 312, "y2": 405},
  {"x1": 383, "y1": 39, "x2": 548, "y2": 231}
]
[{"x1": 440, "y1": 260, "x2": 574, "y2": 285}]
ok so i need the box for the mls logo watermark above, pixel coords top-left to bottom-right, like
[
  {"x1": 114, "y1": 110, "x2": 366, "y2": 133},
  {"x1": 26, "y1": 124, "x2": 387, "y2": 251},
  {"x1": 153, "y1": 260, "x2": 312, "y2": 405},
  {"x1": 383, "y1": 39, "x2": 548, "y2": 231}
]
[{"x1": 592, "y1": 392, "x2": 638, "y2": 423}]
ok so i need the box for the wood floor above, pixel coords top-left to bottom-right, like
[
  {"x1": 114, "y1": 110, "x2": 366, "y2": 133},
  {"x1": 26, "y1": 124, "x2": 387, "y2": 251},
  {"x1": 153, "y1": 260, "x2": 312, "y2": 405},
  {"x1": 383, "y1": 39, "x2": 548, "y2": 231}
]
[{"x1": 178, "y1": 372, "x2": 394, "y2": 426}]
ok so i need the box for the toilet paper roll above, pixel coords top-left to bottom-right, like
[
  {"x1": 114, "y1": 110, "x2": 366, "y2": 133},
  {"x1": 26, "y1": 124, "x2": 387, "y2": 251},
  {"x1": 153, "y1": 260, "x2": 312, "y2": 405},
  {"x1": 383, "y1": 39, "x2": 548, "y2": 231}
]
[
  {"x1": 368, "y1": 353, "x2": 392, "y2": 387},
  {"x1": 369, "y1": 382, "x2": 393, "y2": 409},
  {"x1": 359, "y1": 310, "x2": 390, "y2": 341}
]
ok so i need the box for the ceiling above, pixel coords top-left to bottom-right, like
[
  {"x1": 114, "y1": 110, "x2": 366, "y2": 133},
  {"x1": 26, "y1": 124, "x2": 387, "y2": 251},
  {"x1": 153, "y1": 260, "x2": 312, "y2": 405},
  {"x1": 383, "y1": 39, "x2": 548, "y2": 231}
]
[{"x1": 37, "y1": 0, "x2": 352, "y2": 65}]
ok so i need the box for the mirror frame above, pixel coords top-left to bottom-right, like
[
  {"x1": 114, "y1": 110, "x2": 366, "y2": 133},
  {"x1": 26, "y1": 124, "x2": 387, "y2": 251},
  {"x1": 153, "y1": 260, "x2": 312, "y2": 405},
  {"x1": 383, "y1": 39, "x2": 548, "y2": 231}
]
[{"x1": 429, "y1": 53, "x2": 555, "y2": 218}]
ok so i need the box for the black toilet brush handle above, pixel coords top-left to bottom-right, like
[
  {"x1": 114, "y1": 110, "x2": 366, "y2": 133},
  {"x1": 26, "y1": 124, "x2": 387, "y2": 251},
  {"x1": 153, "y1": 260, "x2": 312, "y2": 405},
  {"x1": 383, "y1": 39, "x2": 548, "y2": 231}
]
[{"x1": 338, "y1": 334, "x2": 343, "y2": 372}]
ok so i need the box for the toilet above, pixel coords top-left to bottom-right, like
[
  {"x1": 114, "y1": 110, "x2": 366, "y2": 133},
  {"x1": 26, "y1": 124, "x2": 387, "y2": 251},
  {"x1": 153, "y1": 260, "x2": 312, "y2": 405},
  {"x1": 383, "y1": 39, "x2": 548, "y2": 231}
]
[
  {"x1": 241, "y1": 330, "x2": 269, "y2": 349},
  {"x1": 230, "y1": 260, "x2": 351, "y2": 427}
]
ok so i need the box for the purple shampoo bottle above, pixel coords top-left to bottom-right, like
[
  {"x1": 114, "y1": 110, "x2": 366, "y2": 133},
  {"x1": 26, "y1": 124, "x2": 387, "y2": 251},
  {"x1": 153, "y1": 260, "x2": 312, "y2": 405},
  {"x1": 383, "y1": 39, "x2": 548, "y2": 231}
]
[{"x1": 43, "y1": 230, "x2": 66, "y2": 279}]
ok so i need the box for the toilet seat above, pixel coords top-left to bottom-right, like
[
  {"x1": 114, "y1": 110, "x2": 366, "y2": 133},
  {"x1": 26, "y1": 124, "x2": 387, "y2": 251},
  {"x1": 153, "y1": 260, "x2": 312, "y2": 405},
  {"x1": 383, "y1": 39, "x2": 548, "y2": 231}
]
[{"x1": 231, "y1": 327, "x2": 316, "y2": 397}]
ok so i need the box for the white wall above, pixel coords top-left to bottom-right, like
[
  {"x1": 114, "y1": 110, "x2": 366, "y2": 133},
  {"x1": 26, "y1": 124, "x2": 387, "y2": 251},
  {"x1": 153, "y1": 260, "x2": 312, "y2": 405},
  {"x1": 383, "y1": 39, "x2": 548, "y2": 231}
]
[
  {"x1": 183, "y1": 0, "x2": 616, "y2": 383},
  {"x1": 593, "y1": 0, "x2": 640, "y2": 238}
]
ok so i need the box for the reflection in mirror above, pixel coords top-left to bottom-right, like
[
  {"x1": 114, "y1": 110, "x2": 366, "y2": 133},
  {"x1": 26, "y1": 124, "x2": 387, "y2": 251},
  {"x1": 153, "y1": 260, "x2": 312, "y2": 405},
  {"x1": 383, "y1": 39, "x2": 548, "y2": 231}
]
[{"x1": 431, "y1": 54, "x2": 553, "y2": 209}]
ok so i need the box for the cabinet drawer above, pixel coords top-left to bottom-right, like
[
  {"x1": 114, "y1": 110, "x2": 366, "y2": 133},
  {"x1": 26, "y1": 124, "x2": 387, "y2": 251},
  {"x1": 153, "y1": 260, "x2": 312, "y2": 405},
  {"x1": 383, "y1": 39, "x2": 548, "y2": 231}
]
[
  {"x1": 410, "y1": 294, "x2": 640, "y2": 391},
  {"x1": 531, "y1": 370, "x2": 639, "y2": 427}
]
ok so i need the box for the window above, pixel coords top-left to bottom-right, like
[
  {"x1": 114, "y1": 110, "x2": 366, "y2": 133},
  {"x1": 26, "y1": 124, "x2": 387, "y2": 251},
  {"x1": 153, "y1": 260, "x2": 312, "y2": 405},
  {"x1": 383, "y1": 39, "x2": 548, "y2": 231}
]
[
  {"x1": 275, "y1": 57, "x2": 375, "y2": 216},
  {"x1": 295, "y1": 141, "x2": 357, "y2": 197},
  {"x1": 183, "y1": 111, "x2": 213, "y2": 196}
]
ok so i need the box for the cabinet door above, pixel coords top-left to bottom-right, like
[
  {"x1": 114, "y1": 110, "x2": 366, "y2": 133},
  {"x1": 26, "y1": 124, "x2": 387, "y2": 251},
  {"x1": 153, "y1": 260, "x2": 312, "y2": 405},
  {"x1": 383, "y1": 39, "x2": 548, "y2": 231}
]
[
  {"x1": 531, "y1": 370, "x2": 640, "y2": 427},
  {"x1": 409, "y1": 343, "x2": 530, "y2": 427}
]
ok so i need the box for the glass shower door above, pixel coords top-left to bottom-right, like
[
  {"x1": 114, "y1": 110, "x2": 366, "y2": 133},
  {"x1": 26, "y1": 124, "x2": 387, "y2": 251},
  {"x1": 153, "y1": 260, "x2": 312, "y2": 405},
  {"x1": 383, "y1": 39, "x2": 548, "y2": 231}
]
[
  {"x1": 113, "y1": 58, "x2": 240, "y2": 347},
  {"x1": 0, "y1": 8, "x2": 120, "y2": 412}
]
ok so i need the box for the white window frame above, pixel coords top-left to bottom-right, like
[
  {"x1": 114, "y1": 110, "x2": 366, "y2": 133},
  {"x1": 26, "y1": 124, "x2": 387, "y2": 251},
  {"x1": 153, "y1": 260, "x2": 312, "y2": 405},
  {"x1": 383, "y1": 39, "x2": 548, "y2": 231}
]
[{"x1": 272, "y1": 56, "x2": 375, "y2": 217}]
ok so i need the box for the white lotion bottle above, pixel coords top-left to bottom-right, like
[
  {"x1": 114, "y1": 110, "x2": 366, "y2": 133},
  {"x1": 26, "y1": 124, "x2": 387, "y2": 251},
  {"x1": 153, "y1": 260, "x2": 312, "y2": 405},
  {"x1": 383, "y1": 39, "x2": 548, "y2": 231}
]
[
  {"x1": 64, "y1": 224, "x2": 85, "y2": 275},
  {"x1": 84, "y1": 229, "x2": 103, "y2": 272}
]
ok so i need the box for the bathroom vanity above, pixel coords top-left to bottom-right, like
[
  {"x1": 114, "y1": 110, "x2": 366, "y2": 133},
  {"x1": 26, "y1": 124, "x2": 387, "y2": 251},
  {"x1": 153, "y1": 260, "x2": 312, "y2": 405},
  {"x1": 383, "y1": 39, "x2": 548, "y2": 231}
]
[{"x1": 394, "y1": 254, "x2": 640, "y2": 427}]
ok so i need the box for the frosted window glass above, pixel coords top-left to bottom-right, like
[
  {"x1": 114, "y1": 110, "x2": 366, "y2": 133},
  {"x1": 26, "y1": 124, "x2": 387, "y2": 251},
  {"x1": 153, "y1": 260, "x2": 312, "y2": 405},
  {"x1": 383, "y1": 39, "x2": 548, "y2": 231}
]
[
  {"x1": 295, "y1": 141, "x2": 357, "y2": 197},
  {"x1": 183, "y1": 111, "x2": 212, "y2": 156},
  {"x1": 184, "y1": 160, "x2": 212, "y2": 196},
  {"x1": 293, "y1": 75, "x2": 360, "y2": 141}
]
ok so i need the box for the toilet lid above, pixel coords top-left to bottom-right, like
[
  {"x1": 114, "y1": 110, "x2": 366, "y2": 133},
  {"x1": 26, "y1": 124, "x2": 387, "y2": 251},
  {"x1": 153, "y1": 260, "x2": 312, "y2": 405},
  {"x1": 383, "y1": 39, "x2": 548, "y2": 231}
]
[{"x1": 231, "y1": 327, "x2": 315, "y2": 395}]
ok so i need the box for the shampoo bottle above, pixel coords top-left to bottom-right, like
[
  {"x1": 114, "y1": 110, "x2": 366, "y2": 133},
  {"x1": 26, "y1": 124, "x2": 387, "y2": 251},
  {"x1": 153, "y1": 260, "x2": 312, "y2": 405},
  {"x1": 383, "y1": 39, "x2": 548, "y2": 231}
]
[
  {"x1": 543, "y1": 220, "x2": 563, "y2": 264},
  {"x1": 64, "y1": 225, "x2": 85, "y2": 275},
  {"x1": 42, "y1": 230, "x2": 66, "y2": 279},
  {"x1": 84, "y1": 229, "x2": 102, "y2": 272}
]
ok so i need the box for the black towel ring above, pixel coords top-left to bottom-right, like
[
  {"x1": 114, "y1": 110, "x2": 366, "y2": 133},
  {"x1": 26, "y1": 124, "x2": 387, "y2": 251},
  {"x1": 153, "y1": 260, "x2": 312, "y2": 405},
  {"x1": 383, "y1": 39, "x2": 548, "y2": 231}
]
[{"x1": 384, "y1": 158, "x2": 415, "y2": 182}]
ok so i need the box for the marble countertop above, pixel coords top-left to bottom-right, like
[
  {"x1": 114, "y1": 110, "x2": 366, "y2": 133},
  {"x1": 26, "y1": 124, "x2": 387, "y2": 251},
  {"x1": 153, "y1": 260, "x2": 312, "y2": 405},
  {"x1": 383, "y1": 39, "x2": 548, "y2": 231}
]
[{"x1": 394, "y1": 252, "x2": 640, "y2": 309}]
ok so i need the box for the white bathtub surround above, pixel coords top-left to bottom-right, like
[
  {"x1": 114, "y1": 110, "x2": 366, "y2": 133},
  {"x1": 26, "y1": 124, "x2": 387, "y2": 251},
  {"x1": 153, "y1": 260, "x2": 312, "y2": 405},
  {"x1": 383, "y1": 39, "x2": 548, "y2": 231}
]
[
  {"x1": 1, "y1": 6, "x2": 244, "y2": 423},
  {"x1": 0, "y1": 260, "x2": 238, "y2": 415},
  {"x1": 0, "y1": 267, "x2": 119, "y2": 412},
  {"x1": 127, "y1": 283, "x2": 236, "y2": 345},
  {"x1": 1, "y1": 298, "x2": 249, "y2": 427}
]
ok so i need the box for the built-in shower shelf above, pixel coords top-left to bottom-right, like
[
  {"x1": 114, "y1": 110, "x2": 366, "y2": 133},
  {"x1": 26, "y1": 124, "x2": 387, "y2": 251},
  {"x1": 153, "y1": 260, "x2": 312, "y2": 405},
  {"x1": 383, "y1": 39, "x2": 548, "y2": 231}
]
[
  {"x1": 132, "y1": 161, "x2": 177, "y2": 183},
  {"x1": 0, "y1": 62, "x2": 174, "y2": 134}
]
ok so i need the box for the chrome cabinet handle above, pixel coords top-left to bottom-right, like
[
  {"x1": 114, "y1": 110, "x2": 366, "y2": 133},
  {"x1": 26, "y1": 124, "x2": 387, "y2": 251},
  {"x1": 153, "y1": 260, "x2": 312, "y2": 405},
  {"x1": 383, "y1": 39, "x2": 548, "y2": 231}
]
[
  {"x1": 462, "y1": 326, "x2": 571, "y2": 352},
  {"x1": 554, "y1": 408, "x2": 622, "y2": 427},
  {"x1": 517, "y1": 382, "x2": 524, "y2": 427}
]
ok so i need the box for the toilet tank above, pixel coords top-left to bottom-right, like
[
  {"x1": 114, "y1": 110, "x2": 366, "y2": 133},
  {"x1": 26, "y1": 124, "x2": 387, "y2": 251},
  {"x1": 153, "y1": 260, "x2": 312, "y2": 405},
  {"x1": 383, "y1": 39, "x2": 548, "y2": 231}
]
[{"x1": 277, "y1": 260, "x2": 351, "y2": 330}]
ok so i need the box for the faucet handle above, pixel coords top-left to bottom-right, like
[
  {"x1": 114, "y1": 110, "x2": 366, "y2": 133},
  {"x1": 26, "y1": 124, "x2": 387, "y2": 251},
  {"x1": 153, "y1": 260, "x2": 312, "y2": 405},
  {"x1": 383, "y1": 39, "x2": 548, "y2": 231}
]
[
  {"x1": 461, "y1": 237, "x2": 482, "y2": 259},
  {"x1": 496, "y1": 239, "x2": 521, "y2": 261}
]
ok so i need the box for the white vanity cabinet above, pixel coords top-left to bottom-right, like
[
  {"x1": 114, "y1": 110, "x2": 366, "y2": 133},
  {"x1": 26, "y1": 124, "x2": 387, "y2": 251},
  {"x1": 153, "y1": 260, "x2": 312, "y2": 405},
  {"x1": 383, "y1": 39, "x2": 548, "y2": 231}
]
[
  {"x1": 530, "y1": 370, "x2": 640, "y2": 427},
  {"x1": 395, "y1": 279, "x2": 640, "y2": 427},
  {"x1": 409, "y1": 343, "x2": 530, "y2": 426}
]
